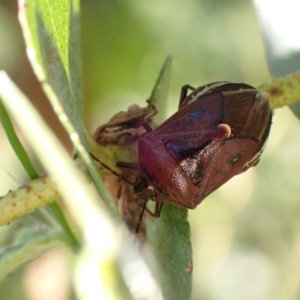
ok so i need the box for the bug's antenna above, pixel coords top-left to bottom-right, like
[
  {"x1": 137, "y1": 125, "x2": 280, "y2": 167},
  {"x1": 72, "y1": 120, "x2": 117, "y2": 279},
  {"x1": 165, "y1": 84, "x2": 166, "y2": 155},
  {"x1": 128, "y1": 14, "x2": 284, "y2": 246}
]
[
  {"x1": 90, "y1": 152, "x2": 133, "y2": 185},
  {"x1": 135, "y1": 199, "x2": 148, "y2": 234}
]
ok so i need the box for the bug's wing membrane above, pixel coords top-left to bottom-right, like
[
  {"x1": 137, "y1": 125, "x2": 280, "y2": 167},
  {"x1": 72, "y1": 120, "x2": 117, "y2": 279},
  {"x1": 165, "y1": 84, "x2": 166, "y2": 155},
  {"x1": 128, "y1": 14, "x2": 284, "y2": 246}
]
[
  {"x1": 223, "y1": 90, "x2": 271, "y2": 141},
  {"x1": 223, "y1": 90, "x2": 258, "y2": 135}
]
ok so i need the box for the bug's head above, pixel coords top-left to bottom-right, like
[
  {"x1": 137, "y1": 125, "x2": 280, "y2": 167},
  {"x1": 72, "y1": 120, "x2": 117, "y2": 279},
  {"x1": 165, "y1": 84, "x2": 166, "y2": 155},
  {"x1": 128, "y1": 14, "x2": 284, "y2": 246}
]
[{"x1": 133, "y1": 177, "x2": 156, "y2": 200}]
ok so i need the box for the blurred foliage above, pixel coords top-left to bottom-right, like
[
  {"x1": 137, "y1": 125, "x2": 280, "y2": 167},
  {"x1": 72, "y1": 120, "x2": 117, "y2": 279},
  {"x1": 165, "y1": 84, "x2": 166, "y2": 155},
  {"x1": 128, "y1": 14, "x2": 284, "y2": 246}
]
[
  {"x1": 0, "y1": 0, "x2": 300, "y2": 300},
  {"x1": 81, "y1": 0, "x2": 270, "y2": 131}
]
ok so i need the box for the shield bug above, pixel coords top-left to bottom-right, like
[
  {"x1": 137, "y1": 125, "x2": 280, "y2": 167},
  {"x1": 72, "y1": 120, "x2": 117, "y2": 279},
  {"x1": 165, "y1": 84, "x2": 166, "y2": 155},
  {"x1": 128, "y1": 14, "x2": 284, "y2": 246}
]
[
  {"x1": 94, "y1": 81, "x2": 272, "y2": 227},
  {"x1": 115, "y1": 82, "x2": 272, "y2": 213}
]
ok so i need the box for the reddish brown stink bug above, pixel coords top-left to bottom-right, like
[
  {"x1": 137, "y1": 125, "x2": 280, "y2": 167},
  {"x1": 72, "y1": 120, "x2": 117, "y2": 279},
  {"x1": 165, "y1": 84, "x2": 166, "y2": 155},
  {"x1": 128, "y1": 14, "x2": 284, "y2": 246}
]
[{"x1": 115, "y1": 81, "x2": 272, "y2": 217}]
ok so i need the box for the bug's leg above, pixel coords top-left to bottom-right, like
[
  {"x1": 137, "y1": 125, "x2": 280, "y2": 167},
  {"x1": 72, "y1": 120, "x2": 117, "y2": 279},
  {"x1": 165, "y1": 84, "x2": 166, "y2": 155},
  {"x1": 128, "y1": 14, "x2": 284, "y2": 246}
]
[
  {"x1": 142, "y1": 121, "x2": 154, "y2": 133},
  {"x1": 135, "y1": 201, "x2": 163, "y2": 233},
  {"x1": 179, "y1": 84, "x2": 196, "y2": 108},
  {"x1": 145, "y1": 102, "x2": 158, "y2": 120},
  {"x1": 135, "y1": 200, "x2": 147, "y2": 233},
  {"x1": 145, "y1": 201, "x2": 163, "y2": 218}
]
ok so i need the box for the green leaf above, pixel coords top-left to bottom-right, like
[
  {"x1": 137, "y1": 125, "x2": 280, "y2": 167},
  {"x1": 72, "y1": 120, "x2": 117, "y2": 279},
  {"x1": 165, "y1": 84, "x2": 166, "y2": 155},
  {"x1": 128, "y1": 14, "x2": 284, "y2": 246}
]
[
  {"x1": 149, "y1": 55, "x2": 173, "y2": 124},
  {"x1": 0, "y1": 71, "x2": 149, "y2": 300},
  {"x1": 88, "y1": 55, "x2": 191, "y2": 299},
  {"x1": 0, "y1": 72, "x2": 84, "y2": 250},
  {"x1": 0, "y1": 98, "x2": 38, "y2": 178},
  {"x1": 0, "y1": 93, "x2": 79, "y2": 251},
  {"x1": 18, "y1": 0, "x2": 119, "y2": 219},
  {"x1": 147, "y1": 206, "x2": 192, "y2": 300},
  {"x1": 0, "y1": 88, "x2": 79, "y2": 251},
  {"x1": 145, "y1": 57, "x2": 192, "y2": 300},
  {"x1": 0, "y1": 71, "x2": 102, "y2": 237},
  {"x1": 19, "y1": 0, "x2": 83, "y2": 118},
  {"x1": 0, "y1": 227, "x2": 64, "y2": 281}
]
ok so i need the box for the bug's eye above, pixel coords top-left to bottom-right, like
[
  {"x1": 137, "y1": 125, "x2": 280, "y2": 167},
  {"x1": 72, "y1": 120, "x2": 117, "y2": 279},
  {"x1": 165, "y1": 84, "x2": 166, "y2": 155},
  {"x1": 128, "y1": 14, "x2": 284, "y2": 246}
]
[
  {"x1": 133, "y1": 178, "x2": 156, "y2": 200},
  {"x1": 227, "y1": 152, "x2": 241, "y2": 167}
]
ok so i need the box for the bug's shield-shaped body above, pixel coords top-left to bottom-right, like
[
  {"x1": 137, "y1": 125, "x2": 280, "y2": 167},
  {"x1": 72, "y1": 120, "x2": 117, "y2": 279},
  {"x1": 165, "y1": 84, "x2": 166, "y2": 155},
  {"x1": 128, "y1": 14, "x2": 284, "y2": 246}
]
[{"x1": 135, "y1": 82, "x2": 272, "y2": 209}]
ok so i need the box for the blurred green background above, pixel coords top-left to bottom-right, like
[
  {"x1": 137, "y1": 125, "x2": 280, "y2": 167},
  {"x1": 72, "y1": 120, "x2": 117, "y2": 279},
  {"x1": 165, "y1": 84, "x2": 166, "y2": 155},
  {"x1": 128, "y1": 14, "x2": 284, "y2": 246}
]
[{"x1": 1, "y1": 0, "x2": 300, "y2": 299}]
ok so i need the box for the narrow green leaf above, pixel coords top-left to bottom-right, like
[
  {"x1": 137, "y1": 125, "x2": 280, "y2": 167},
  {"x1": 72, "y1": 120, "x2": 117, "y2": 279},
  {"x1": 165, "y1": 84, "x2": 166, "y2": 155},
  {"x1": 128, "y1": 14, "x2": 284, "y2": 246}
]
[
  {"x1": 0, "y1": 228, "x2": 64, "y2": 281},
  {"x1": 19, "y1": 0, "x2": 83, "y2": 114},
  {"x1": 0, "y1": 95, "x2": 79, "y2": 251},
  {"x1": 149, "y1": 55, "x2": 173, "y2": 124},
  {"x1": 18, "y1": 0, "x2": 85, "y2": 145},
  {"x1": 0, "y1": 76, "x2": 80, "y2": 251},
  {"x1": 0, "y1": 98, "x2": 38, "y2": 178},
  {"x1": 18, "y1": 0, "x2": 119, "y2": 219},
  {"x1": 146, "y1": 206, "x2": 192, "y2": 300},
  {"x1": 0, "y1": 72, "x2": 138, "y2": 299},
  {"x1": 85, "y1": 55, "x2": 191, "y2": 298},
  {"x1": 0, "y1": 71, "x2": 113, "y2": 242},
  {"x1": 144, "y1": 57, "x2": 192, "y2": 300},
  {"x1": 88, "y1": 55, "x2": 191, "y2": 299}
]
